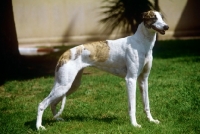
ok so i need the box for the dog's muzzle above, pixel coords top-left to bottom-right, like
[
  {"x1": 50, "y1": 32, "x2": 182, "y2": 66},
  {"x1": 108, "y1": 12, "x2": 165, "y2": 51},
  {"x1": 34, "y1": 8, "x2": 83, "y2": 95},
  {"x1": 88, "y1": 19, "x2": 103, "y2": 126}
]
[{"x1": 152, "y1": 23, "x2": 169, "y2": 35}]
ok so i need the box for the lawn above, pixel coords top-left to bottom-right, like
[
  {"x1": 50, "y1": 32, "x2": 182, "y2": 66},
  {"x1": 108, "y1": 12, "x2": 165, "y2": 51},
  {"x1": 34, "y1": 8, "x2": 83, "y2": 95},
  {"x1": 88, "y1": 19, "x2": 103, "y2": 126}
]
[{"x1": 0, "y1": 39, "x2": 200, "y2": 134}]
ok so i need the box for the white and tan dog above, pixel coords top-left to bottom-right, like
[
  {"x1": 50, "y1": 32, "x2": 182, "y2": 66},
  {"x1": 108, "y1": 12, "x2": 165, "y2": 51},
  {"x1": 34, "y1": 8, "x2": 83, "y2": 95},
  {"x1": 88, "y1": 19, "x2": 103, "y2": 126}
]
[{"x1": 36, "y1": 10, "x2": 169, "y2": 130}]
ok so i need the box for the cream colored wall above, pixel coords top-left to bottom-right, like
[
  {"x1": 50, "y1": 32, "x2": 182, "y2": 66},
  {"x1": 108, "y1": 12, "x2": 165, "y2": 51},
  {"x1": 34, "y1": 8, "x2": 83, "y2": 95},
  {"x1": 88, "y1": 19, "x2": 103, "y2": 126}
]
[
  {"x1": 156, "y1": 0, "x2": 200, "y2": 39},
  {"x1": 13, "y1": 0, "x2": 200, "y2": 46},
  {"x1": 158, "y1": 0, "x2": 187, "y2": 39},
  {"x1": 13, "y1": 0, "x2": 107, "y2": 46}
]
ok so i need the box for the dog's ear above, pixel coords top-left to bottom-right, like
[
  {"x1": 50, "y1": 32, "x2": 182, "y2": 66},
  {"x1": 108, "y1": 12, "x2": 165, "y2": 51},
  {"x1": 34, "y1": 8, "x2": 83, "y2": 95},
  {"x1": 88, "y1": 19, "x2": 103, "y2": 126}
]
[
  {"x1": 142, "y1": 10, "x2": 156, "y2": 20},
  {"x1": 142, "y1": 10, "x2": 157, "y2": 28}
]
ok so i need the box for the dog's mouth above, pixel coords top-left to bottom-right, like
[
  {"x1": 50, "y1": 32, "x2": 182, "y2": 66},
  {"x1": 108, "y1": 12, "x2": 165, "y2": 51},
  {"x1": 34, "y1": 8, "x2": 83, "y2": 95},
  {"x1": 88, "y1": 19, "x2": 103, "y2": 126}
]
[
  {"x1": 151, "y1": 24, "x2": 169, "y2": 35},
  {"x1": 151, "y1": 26, "x2": 166, "y2": 35},
  {"x1": 159, "y1": 30, "x2": 165, "y2": 35}
]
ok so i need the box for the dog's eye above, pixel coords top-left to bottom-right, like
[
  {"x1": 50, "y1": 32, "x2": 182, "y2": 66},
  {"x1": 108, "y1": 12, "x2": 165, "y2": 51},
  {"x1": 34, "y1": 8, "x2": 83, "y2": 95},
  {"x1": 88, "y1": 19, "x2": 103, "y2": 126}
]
[{"x1": 150, "y1": 18, "x2": 157, "y2": 21}]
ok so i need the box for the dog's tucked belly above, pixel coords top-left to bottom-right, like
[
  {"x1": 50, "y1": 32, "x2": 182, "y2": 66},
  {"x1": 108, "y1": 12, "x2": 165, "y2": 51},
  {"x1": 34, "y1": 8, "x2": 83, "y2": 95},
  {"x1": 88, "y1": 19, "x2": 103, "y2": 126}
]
[{"x1": 94, "y1": 65, "x2": 127, "y2": 78}]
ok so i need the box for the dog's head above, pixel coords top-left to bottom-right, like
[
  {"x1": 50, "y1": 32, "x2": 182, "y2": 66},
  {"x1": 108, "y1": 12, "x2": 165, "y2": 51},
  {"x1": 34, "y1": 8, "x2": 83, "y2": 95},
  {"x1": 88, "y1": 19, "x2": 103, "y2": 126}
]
[{"x1": 142, "y1": 10, "x2": 169, "y2": 35}]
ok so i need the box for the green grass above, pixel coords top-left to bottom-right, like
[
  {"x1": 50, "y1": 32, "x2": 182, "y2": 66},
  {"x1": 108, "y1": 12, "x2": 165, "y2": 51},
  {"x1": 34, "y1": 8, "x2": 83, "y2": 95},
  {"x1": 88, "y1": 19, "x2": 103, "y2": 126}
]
[{"x1": 0, "y1": 39, "x2": 200, "y2": 134}]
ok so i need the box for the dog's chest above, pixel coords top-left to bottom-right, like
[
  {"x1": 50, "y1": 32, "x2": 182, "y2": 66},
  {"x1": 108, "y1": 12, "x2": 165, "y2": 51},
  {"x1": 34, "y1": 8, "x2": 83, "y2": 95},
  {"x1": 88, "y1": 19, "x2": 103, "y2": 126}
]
[{"x1": 94, "y1": 42, "x2": 127, "y2": 77}]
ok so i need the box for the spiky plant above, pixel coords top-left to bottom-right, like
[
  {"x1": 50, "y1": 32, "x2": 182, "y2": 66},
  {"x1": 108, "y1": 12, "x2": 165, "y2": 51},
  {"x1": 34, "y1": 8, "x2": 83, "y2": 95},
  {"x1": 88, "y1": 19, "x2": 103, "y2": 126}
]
[{"x1": 100, "y1": 0, "x2": 158, "y2": 34}]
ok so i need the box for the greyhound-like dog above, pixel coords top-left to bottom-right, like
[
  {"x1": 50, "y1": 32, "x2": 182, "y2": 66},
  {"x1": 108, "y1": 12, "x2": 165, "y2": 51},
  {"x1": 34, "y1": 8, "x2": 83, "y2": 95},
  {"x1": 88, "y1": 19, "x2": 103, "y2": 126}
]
[{"x1": 36, "y1": 10, "x2": 169, "y2": 130}]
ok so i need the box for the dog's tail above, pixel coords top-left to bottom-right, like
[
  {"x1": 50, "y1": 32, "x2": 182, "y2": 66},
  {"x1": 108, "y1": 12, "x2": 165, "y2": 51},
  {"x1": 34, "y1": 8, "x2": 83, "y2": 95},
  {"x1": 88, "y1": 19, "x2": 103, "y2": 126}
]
[{"x1": 53, "y1": 95, "x2": 66, "y2": 119}]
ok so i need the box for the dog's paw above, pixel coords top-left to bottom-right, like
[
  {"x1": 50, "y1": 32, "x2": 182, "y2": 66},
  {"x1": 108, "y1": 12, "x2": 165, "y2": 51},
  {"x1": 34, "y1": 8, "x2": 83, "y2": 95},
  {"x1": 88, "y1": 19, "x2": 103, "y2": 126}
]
[
  {"x1": 37, "y1": 125, "x2": 46, "y2": 131},
  {"x1": 55, "y1": 117, "x2": 64, "y2": 121},
  {"x1": 150, "y1": 119, "x2": 160, "y2": 124},
  {"x1": 133, "y1": 123, "x2": 142, "y2": 128},
  {"x1": 153, "y1": 119, "x2": 160, "y2": 124}
]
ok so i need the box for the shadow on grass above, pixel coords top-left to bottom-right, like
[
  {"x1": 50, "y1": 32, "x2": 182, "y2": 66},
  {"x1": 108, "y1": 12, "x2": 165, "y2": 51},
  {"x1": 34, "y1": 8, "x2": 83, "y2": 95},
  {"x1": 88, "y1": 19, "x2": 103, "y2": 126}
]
[
  {"x1": 63, "y1": 115, "x2": 118, "y2": 123},
  {"x1": 24, "y1": 115, "x2": 117, "y2": 131},
  {"x1": 24, "y1": 119, "x2": 55, "y2": 131},
  {"x1": 20, "y1": 46, "x2": 73, "y2": 78},
  {"x1": 0, "y1": 46, "x2": 73, "y2": 85},
  {"x1": 154, "y1": 39, "x2": 200, "y2": 59}
]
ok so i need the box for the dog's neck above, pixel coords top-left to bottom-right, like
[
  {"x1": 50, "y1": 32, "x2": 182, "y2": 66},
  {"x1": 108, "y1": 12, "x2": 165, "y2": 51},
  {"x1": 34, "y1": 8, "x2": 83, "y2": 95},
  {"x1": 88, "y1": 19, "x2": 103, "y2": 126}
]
[{"x1": 134, "y1": 22, "x2": 157, "y2": 43}]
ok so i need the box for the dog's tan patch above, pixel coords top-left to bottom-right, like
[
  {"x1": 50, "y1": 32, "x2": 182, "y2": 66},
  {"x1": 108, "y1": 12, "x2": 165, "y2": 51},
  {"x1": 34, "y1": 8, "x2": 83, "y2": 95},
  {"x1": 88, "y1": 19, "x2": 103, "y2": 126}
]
[
  {"x1": 143, "y1": 10, "x2": 157, "y2": 28},
  {"x1": 143, "y1": 10, "x2": 156, "y2": 19},
  {"x1": 74, "y1": 46, "x2": 83, "y2": 60},
  {"x1": 56, "y1": 50, "x2": 71, "y2": 71},
  {"x1": 84, "y1": 41, "x2": 110, "y2": 62}
]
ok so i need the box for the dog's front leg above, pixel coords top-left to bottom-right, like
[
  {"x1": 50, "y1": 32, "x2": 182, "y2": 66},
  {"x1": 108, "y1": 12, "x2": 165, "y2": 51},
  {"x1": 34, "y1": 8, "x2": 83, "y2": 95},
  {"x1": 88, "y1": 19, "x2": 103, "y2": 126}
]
[
  {"x1": 125, "y1": 75, "x2": 141, "y2": 128},
  {"x1": 138, "y1": 72, "x2": 159, "y2": 124}
]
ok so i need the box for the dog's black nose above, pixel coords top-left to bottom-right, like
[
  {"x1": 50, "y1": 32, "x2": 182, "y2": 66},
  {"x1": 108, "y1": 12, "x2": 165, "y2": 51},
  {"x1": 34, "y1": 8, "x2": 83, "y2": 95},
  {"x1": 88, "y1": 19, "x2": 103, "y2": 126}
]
[{"x1": 164, "y1": 25, "x2": 169, "y2": 30}]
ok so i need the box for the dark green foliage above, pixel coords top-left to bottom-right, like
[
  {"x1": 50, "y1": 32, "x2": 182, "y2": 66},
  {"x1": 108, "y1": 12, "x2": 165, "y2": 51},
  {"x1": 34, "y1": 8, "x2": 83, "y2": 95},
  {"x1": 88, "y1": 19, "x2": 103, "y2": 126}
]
[{"x1": 100, "y1": 0, "x2": 155, "y2": 33}]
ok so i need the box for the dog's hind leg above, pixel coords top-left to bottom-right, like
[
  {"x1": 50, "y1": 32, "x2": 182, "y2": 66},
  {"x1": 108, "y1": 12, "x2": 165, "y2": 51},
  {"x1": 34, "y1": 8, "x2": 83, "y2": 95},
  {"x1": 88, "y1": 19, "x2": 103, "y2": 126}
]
[
  {"x1": 66, "y1": 69, "x2": 84, "y2": 96},
  {"x1": 50, "y1": 96, "x2": 65, "y2": 121},
  {"x1": 51, "y1": 69, "x2": 84, "y2": 119},
  {"x1": 50, "y1": 97, "x2": 62, "y2": 117},
  {"x1": 36, "y1": 69, "x2": 83, "y2": 130},
  {"x1": 36, "y1": 84, "x2": 71, "y2": 130}
]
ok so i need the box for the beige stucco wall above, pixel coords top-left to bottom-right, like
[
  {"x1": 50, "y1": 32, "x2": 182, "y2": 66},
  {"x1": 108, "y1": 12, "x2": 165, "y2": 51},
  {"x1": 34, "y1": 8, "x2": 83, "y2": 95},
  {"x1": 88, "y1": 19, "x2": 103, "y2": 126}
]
[
  {"x1": 13, "y1": 0, "x2": 106, "y2": 46},
  {"x1": 157, "y1": 0, "x2": 187, "y2": 39},
  {"x1": 158, "y1": 0, "x2": 200, "y2": 39},
  {"x1": 13, "y1": 0, "x2": 200, "y2": 47}
]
